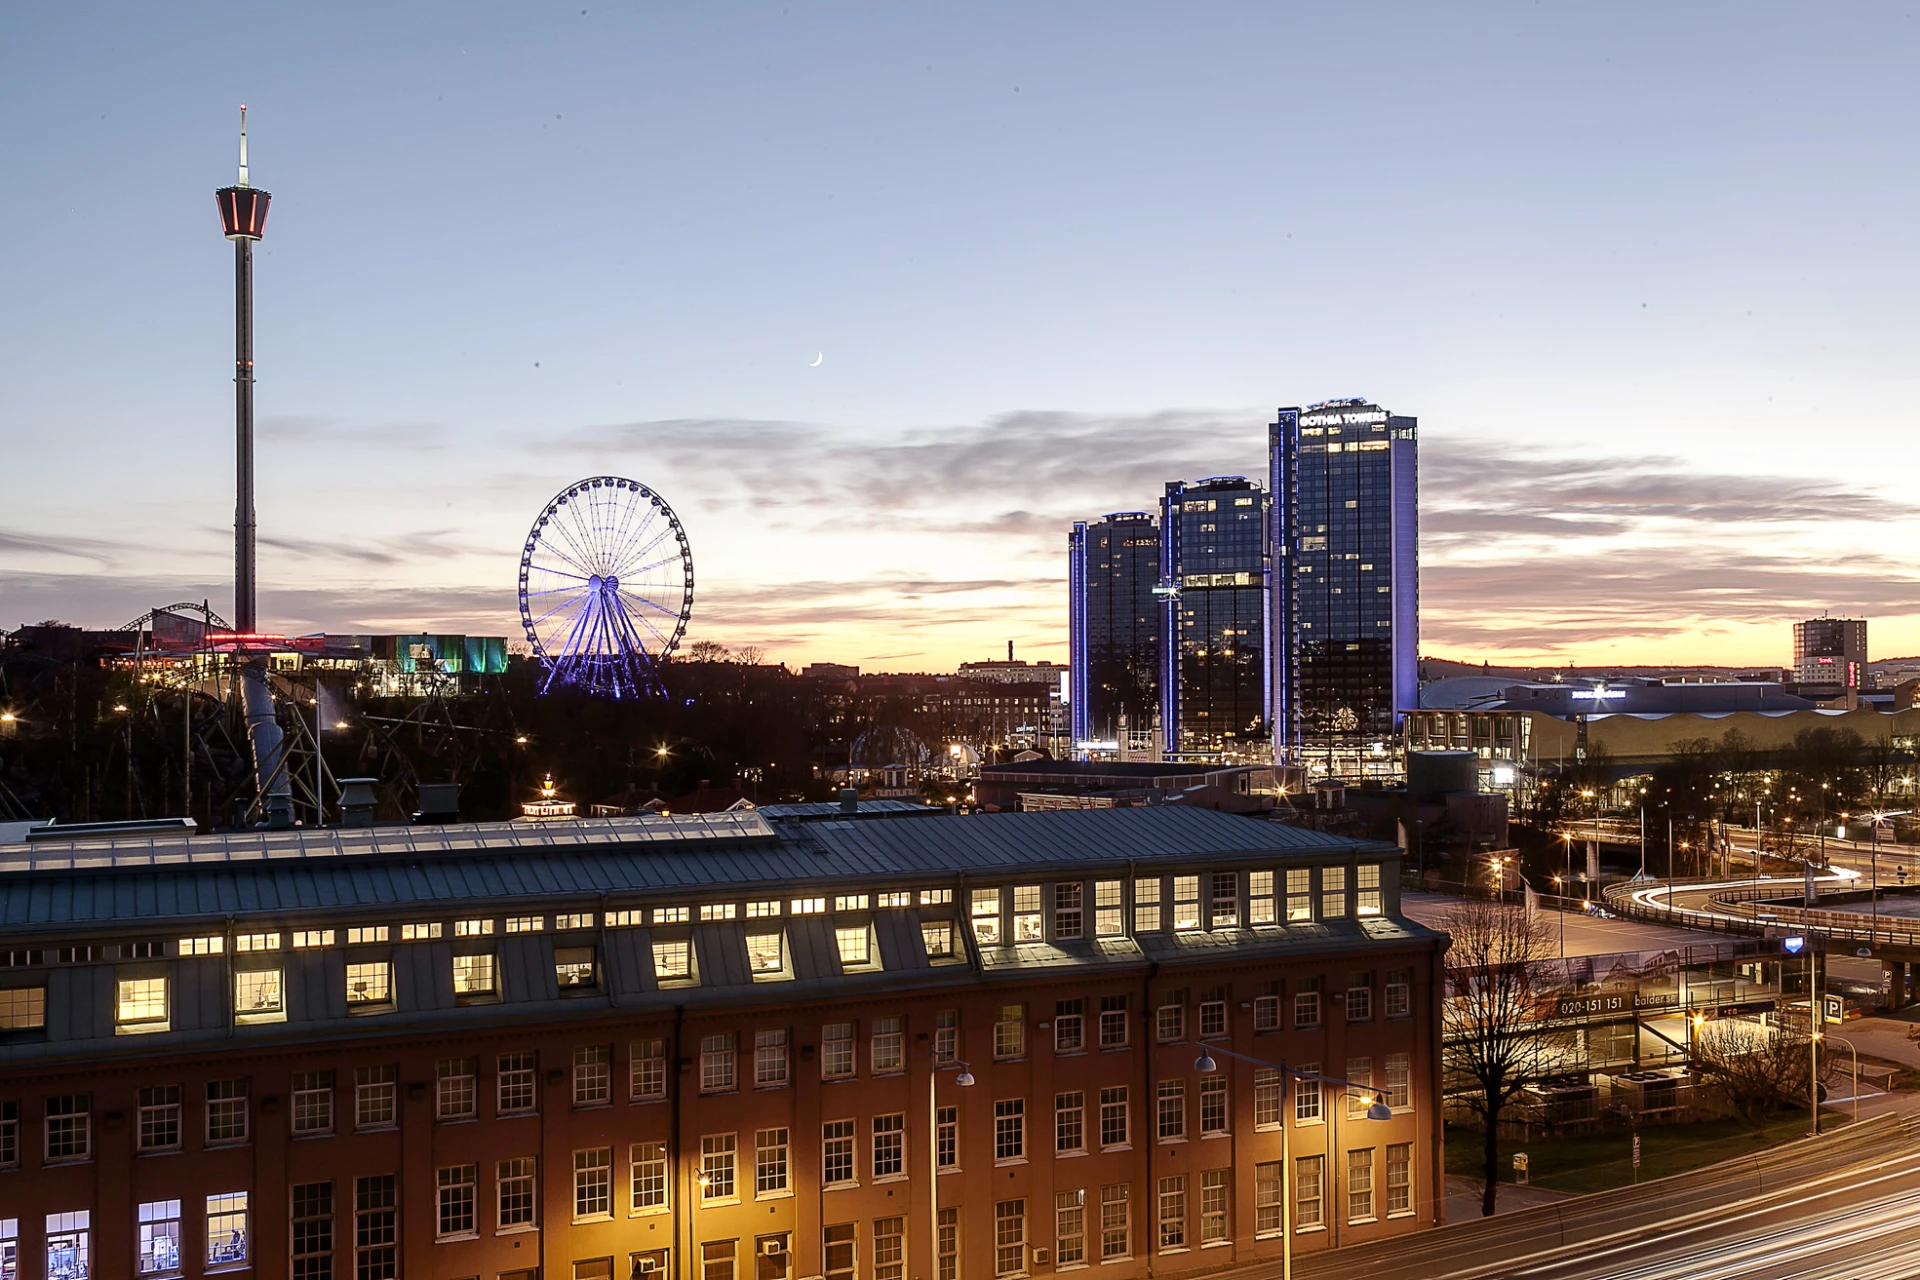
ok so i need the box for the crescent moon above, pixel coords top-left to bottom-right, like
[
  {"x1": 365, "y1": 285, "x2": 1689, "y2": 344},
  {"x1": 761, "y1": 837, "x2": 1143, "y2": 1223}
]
[{"x1": 809, "y1": 352, "x2": 824, "y2": 367}]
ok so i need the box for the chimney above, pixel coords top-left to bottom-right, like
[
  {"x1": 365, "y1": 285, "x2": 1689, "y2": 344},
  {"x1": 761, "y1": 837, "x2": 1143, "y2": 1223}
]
[
  {"x1": 838, "y1": 787, "x2": 859, "y2": 815},
  {"x1": 337, "y1": 778, "x2": 378, "y2": 828},
  {"x1": 1008, "y1": 640, "x2": 1014, "y2": 662}
]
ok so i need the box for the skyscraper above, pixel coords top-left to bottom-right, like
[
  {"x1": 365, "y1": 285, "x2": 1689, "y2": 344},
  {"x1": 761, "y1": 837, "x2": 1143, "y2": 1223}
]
[
  {"x1": 1068, "y1": 512, "x2": 1162, "y2": 751},
  {"x1": 1159, "y1": 476, "x2": 1270, "y2": 759},
  {"x1": 1271, "y1": 400, "x2": 1418, "y2": 774},
  {"x1": 1793, "y1": 616, "x2": 1868, "y2": 688}
]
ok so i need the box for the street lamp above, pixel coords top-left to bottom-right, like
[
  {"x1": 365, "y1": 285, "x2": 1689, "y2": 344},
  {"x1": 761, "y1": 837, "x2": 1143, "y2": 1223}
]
[
  {"x1": 1551, "y1": 876, "x2": 1566, "y2": 957},
  {"x1": 1192, "y1": 1044, "x2": 1390, "y2": 1280},
  {"x1": 926, "y1": 1049, "x2": 975, "y2": 1279},
  {"x1": 1813, "y1": 1032, "x2": 1860, "y2": 1123}
]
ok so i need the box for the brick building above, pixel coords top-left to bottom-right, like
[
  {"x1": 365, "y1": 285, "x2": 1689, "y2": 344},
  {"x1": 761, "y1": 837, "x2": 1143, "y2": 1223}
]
[{"x1": 0, "y1": 807, "x2": 1444, "y2": 1280}]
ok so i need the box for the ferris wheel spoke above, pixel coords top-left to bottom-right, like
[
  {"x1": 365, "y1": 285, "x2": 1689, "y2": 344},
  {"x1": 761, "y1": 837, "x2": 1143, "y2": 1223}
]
[
  {"x1": 605, "y1": 593, "x2": 665, "y2": 657},
  {"x1": 554, "y1": 498, "x2": 608, "y2": 574},
  {"x1": 610, "y1": 551, "x2": 686, "y2": 583},
  {"x1": 533, "y1": 531, "x2": 600, "y2": 580},
  {"x1": 630, "y1": 594, "x2": 689, "y2": 622},
  {"x1": 606, "y1": 513, "x2": 671, "y2": 576},
  {"x1": 526, "y1": 593, "x2": 590, "y2": 634},
  {"x1": 524, "y1": 565, "x2": 593, "y2": 584}
]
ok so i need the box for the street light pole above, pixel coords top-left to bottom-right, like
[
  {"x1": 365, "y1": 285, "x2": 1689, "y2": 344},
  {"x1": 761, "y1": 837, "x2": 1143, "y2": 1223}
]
[
  {"x1": 1192, "y1": 1043, "x2": 1391, "y2": 1280},
  {"x1": 926, "y1": 1048, "x2": 975, "y2": 1280}
]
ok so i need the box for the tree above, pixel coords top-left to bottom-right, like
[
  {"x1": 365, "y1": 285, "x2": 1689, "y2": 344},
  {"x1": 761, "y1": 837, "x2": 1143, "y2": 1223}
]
[
  {"x1": 1441, "y1": 898, "x2": 1558, "y2": 1216},
  {"x1": 1691, "y1": 1018, "x2": 1830, "y2": 1130}
]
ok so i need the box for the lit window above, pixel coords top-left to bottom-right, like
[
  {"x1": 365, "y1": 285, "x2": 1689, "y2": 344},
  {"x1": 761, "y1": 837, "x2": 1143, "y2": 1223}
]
[
  {"x1": 345, "y1": 962, "x2": 391, "y2": 1007},
  {"x1": 921, "y1": 921, "x2": 954, "y2": 959},
  {"x1": 46, "y1": 1211, "x2": 91, "y2": 1280},
  {"x1": 137, "y1": 1198, "x2": 181, "y2": 1275},
  {"x1": 178, "y1": 935, "x2": 224, "y2": 956},
  {"x1": 234, "y1": 932, "x2": 280, "y2": 952},
  {"x1": 877, "y1": 891, "x2": 911, "y2": 908},
  {"x1": 1210, "y1": 872, "x2": 1239, "y2": 928},
  {"x1": 116, "y1": 976, "x2": 168, "y2": 1029},
  {"x1": 653, "y1": 906, "x2": 690, "y2": 924},
  {"x1": 203, "y1": 1193, "x2": 249, "y2": 1267},
  {"x1": 1321, "y1": 866, "x2": 1348, "y2": 919},
  {"x1": 651, "y1": 939, "x2": 692, "y2": 982},
  {"x1": 746, "y1": 931, "x2": 784, "y2": 974},
  {"x1": 291, "y1": 929, "x2": 334, "y2": 949},
  {"x1": 0, "y1": 986, "x2": 46, "y2": 1029},
  {"x1": 745, "y1": 900, "x2": 780, "y2": 918},
  {"x1": 834, "y1": 926, "x2": 872, "y2": 967},
  {"x1": 557, "y1": 912, "x2": 595, "y2": 930},
  {"x1": 399, "y1": 922, "x2": 442, "y2": 941},
  {"x1": 1286, "y1": 869, "x2": 1313, "y2": 922},
  {"x1": 606, "y1": 910, "x2": 642, "y2": 927},
  {"x1": 454, "y1": 919, "x2": 494, "y2": 937},
  {"x1": 1013, "y1": 885, "x2": 1043, "y2": 941},
  {"x1": 453, "y1": 953, "x2": 496, "y2": 995},
  {"x1": 507, "y1": 916, "x2": 544, "y2": 933},
  {"x1": 1134, "y1": 879, "x2": 1162, "y2": 932},
  {"x1": 1248, "y1": 871, "x2": 1276, "y2": 925},
  {"x1": 1173, "y1": 877, "x2": 1201, "y2": 931},
  {"x1": 345, "y1": 927, "x2": 387, "y2": 945},
  {"x1": 835, "y1": 894, "x2": 869, "y2": 911},
  {"x1": 789, "y1": 897, "x2": 825, "y2": 916},
  {"x1": 919, "y1": 888, "x2": 953, "y2": 905},
  {"x1": 994, "y1": 1004, "x2": 1025, "y2": 1060},
  {"x1": 555, "y1": 947, "x2": 597, "y2": 988},
  {"x1": 1054, "y1": 883, "x2": 1084, "y2": 939},
  {"x1": 971, "y1": 888, "x2": 1002, "y2": 945},
  {"x1": 234, "y1": 967, "x2": 282, "y2": 1017},
  {"x1": 1357, "y1": 864, "x2": 1383, "y2": 916},
  {"x1": 1095, "y1": 880, "x2": 1124, "y2": 936},
  {"x1": 699, "y1": 904, "x2": 735, "y2": 922}
]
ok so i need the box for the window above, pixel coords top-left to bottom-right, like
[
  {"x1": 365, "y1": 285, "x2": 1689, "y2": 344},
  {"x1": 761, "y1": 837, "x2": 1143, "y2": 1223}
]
[
  {"x1": 698, "y1": 1033, "x2": 736, "y2": 1093},
  {"x1": 994, "y1": 1098, "x2": 1025, "y2": 1162},
  {"x1": 0, "y1": 985, "x2": 42, "y2": 1030},
  {"x1": 290, "y1": 1071, "x2": 333, "y2": 1138},
  {"x1": 563, "y1": 1045, "x2": 610, "y2": 1107},
  {"x1": 499, "y1": 1157, "x2": 538, "y2": 1228},
  {"x1": 936, "y1": 1106, "x2": 958, "y2": 1171},
  {"x1": 871, "y1": 1016, "x2": 904, "y2": 1073},
  {"x1": 137, "y1": 1085, "x2": 181, "y2": 1152},
  {"x1": 1200, "y1": 1077, "x2": 1228, "y2": 1136},
  {"x1": 833, "y1": 894, "x2": 868, "y2": 912},
  {"x1": 437, "y1": 1057, "x2": 477, "y2": 1121},
  {"x1": 1054, "y1": 882, "x2": 1084, "y2": 939},
  {"x1": 789, "y1": 897, "x2": 824, "y2": 916},
  {"x1": 1056, "y1": 1190, "x2": 1086, "y2": 1266},
  {"x1": 1199, "y1": 1169, "x2": 1229, "y2": 1244},
  {"x1": 574, "y1": 1148, "x2": 613, "y2": 1219},
  {"x1": 0, "y1": 1218, "x2": 16, "y2": 1280},
  {"x1": 1099, "y1": 995, "x2": 1129, "y2": 1047},
  {"x1": 345, "y1": 961, "x2": 391, "y2": 1007},
  {"x1": 291, "y1": 930, "x2": 334, "y2": 948},
  {"x1": 755, "y1": 1028, "x2": 789, "y2": 1088},
  {"x1": 355, "y1": 1065, "x2": 396, "y2": 1130},
  {"x1": 1156, "y1": 999, "x2": 1184, "y2": 1043},
  {"x1": 1105, "y1": 1182, "x2": 1128, "y2": 1258},
  {"x1": 651, "y1": 939, "x2": 692, "y2": 982},
  {"x1": 632, "y1": 1142, "x2": 668, "y2": 1210},
  {"x1": 498, "y1": 1053, "x2": 536, "y2": 1115},
  {"x1": 399, "y1": 922, "x2": 442, "y2": 941},
  {"x1": 1322, "y1": 866, "x2": 1348, "y2": 918},
  {"x1": 993, "y1": 1200, "x2": 1025, "y2": 1278},
  {"x1": 1296, "y1": 1155, "x2": 1325, "y2": 1229},
  {"x1": 822, "y1": 1120, "x2": 856, "y2": 1187},
  {"x1": 453, "y1": 953, "x2": 495, "y2": 995},
  {"x1": 1295, "y1": 978, "x2": 1322, "y2": 1030},
  {"x1": 938, "y1": 1207, "x2": 959, "y2": 1280},
  {"x1": 1255, "y1": 1160, "x2": 1284, "y2": 1235},
  {"x1": 136, "y1": 1199, "x2": 181, "y2": 1275},
  {"x1": 1254, "y1": 1069, "x2": 1283, "y2": 1129},
  {"x1": 1296, "y1": 1065, "x2": 1322, "y2": 1123},
  {"x1": 1156, "y1": 1080, "x2": 1185, "y2": 1141},
  {"x1": 1387, "y1": 1143, "x2": 1413, "y2": 1216},
  {"x1": 555, "y1": 947, "x2": 597, "y2": 988},
  {"x1": 994, "y1": 1004, "x2": 1025, "y2": 1059},
  {"x1": 754, "y1": 1128, "x2": 789, "y2": 1196},
  {"x1": 1357, "y1": 864, "x2": 1384, "y2": 915},
  {"x1": 344, "y1": 927, "x2": 386, "y2": 945},
  {"x1": 631, "y1": 1039, "x2": 666, "y2": 1101},
  {"x1": 1348, "y1": 973, "x2": 1374, "y2": 1022},
  {"x1": 1346, "y1": 1058, "x2": 1374, "y2": 1118},
  {"x1": 1286, "y1": 868, "x2": 1313, "y2": 922},
  {"x1": 506, "y1": 916, "x2": 544, "y2": 933},
  {"x1": 1094, "y1": 880, "x2": 1123, "y2": 936},
  {"x1": 1385, "y1": 967, "x2": 1412, "y2": 1019},
  {"x1": 0, "y1": 1101, "x2": 13, "y2": 1170},
  {"x1": 454, "y1": 918, "x2": 494, "y2": 937},
  {"x1": 1099, "y1": 1087, "x2": 1129, "y2": 1149},
  {"x1": 874, "y1": 1215, "x2": 905, "y2": 1280},
  {"x1": 700, "y1": 1133, "x2": 736, "y2": 1200},
  {"x1": 746, "y1": 931, "x2": 783, "y2": 974},
  {"x1": 117, "y1": 976, "x2": 168, "y2": 1029},
  {"x1": 1012, "y1": 885, "x2": 1043, "y2": 941},
  {"x1": 1386, "y1": 1052, "x2": 1412, "y2": 1110},
  {"x1": 1254, "y1": 991, "x2": 1281, "y2": 1032},
  {"x1": 1210, "y1": 872, "x2": 1238, "y2": 928},
  {"x1": 354, "y1": 1176, "x2": 396, "y2": 1280},
  {"x1": 1348, "y1": 1148, "x2": 1375, "y2": 1222},
  {"x1": 746, "y1": 899, "x2": 781, "y2": 917},
  {"x1": 1055, "y1": 999, "x2": 1084, "y2": 1052},
  {"x1": 290, "y1": 1183, "x2": 332, "y2": 1280},
  {"x1": 824, "y1": 1222, "x2": 855, "y2": 1280},
  {"x1": 822, "y1": 1022, "x2": 855, "y2": 1079},
  {"x1": 655, "y1": 906, "x2": 691, "y2": 924},
  {"x1": 934, "y1": 1008, "x2": 959, "y2": 1063},
  {"x1": 179, "y1": 935, "x2": 225, "y2": 956},
  {"x1": 206, "y1": 1079, "x2": 249, "y2": 1145},
  {"x1": 971, "y1": 888, "x2": 1001, "y2": 945},
  {"x1": 920, "y1": 921, "x2": 954, "y2": 959},
  {"x1": 229, "y1": 966, "x2": 284, "y2": 1020},
  {"x1": 1199, "y1": 991, "x2": 1227, "y2": 1038},
  {"x1": 1133, "y1": 878, "x2": 1162, "y2": 932},
  {"x1": 1248, "y1": 870, "x2": 1276, "y2": 925},
  {"x1": 45, "y1": 1094, "x2": 90, "y2": 1161},
  {"x1": 1055, "y1": 1091, "x2": 1085, "y2": 1154},
  {"x1": 436, "y1": 1166, "x2": 476, "y2": 1239},
  {"x1": 698, "y1": 1243, "x2": 731, "y2": 1280},
  {"x1": 920, "y1": 888, "x2": 954, "y2": 906},
  {"x1": 1173, "y1": 876, "x2": 1201, "y2": 931},
  {"x1": 46, "y1": 1212, "x2": 90, "y2": 1280},
  {"x1": 1158, "y1": 1175, "x2": 1187, "y2": 1252},
  {"x1": 873, "y1": 1113, "x2": 905, "y2": 1179}
]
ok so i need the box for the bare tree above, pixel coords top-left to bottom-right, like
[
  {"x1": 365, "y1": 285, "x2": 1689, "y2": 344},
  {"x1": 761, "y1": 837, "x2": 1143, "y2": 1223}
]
[
  {"x1": 1441, "y1": 898, "x2": 1559, "y2": 1216},
  {"x1": 1691, "y1": 1018, "x2": 1830, "y2": 1130}
]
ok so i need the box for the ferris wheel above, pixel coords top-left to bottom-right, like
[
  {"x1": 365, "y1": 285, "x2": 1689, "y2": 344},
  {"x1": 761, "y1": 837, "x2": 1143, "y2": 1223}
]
[{"x1": 517, "y1": 476, "x2": 694, "y2": 698}]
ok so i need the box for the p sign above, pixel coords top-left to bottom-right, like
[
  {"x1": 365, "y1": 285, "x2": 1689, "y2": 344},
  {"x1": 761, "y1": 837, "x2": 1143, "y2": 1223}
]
[{"x1": 1783, "y1": 935, "x2": 1807, "y2": 956}]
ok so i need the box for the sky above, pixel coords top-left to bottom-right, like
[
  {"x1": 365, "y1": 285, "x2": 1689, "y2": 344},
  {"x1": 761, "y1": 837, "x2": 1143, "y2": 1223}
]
[{"x1": 3, "y1": 3, "x2": 1919, "y2": 671}]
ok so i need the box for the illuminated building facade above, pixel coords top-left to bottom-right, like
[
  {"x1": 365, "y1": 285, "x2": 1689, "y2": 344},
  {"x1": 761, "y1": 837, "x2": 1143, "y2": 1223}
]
[
  {"x1": 0, "y1": 807, "x2": 1442, "y2": 1280},
  {"x1": 1068, "y1": 513, "x2": 1162, "y2": 753},
  {"x1": 1271, "y1": 402, "x2": 1418, "y2": 777},
  {"x1": 1793, "y1": 617, "x2": 1868, "y2": 690},
  {"x1": 1159, "y1": 478, "x2": 1270, "y2": 761}
]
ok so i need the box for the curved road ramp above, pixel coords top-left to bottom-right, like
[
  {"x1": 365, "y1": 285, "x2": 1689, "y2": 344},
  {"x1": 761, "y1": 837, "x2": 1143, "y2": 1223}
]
[{"x1": 1248, "y1": 1111, "x2": 1920, "y2": 1280}]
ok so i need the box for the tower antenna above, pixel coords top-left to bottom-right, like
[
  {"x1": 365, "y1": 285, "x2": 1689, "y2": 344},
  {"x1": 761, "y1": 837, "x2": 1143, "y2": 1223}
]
[{"x1": 237, "y1": 104, "x2": 249, "y2": 187}]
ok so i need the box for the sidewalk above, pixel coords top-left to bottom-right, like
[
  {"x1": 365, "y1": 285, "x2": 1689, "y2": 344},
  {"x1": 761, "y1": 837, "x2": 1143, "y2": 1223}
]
[{"x1": 1442, "y1": 1175, "x2": 1572, "y2": 1223}]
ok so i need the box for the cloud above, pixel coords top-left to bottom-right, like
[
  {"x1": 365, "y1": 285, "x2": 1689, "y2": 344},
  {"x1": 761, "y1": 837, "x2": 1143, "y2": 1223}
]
[
  {"x1": 258, "y1": 415, "x2": 452, "y2": 449},
  {"x1": 255, "y1": 529, "x2": 489, "y2": 567},
  {"x1": 0, "y1": 528, "x2": 124, "y2": 568}
]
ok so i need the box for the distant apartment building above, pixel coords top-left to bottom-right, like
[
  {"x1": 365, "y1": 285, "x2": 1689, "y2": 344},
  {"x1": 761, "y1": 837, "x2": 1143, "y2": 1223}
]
[
  {"x1": 1068, "y1": 513, "x2": 1162, "y2": 752},
  {"x1": 1159, "y1": 477, "x2": 1270, "y2": 760},
  {"x1": 1271, "y1": 401, "x2": 1418, "y2": 777},
  {"x1": 1793, "y1": 617, "x2": 1868, "y2": 689}
]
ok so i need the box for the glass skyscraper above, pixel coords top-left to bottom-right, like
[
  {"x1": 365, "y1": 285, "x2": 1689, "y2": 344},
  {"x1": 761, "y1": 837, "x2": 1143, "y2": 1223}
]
[
  {"x1": 1270, "y1": 400, "x2": 1417, "y2": 774},
  {"x1": 1159, "y1": 476, "x2": 1270, "y2": 759},
  {"x1": 1068, "y1": 512, "x2": 1163, "y2": 749}
]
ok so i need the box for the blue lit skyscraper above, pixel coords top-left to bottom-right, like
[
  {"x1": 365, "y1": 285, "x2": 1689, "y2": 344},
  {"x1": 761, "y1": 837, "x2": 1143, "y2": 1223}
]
[
  {"x1": 1270, "y1": 400, "x2": 1417, "y2": 774},
  {"x1": 1068, "y1": 512, "x2": 1162, "y2": 751},
  {"x1": 1159, "y1": 476, "x2": 1270, "y2": 760}
]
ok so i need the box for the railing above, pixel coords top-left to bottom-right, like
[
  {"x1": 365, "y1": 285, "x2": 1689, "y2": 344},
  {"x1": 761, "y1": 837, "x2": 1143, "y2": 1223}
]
[{"x1": 1601, "y1": 878, "x2": 1920, "y2": 949}]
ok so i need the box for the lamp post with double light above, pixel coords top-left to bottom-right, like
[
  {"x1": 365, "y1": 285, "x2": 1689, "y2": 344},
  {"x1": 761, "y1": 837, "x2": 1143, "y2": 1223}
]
[
  {"x1": 1192, "y1": 1043, "x2": 1391, "y2": 1280},
  {"x1": 925, "y1": 1049, "x2": 975, "y2": 1280}
]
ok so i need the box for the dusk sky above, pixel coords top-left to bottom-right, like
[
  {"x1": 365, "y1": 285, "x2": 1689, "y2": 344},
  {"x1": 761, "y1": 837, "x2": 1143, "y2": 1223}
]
[{"x1": 4, "y1": 3, "x2": 1918, "y2": 670}]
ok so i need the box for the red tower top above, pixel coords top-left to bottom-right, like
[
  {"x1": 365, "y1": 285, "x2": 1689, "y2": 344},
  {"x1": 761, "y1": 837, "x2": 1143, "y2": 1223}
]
[{"x1": 215, "y1": 106, "x2": 270, "y2": 240}]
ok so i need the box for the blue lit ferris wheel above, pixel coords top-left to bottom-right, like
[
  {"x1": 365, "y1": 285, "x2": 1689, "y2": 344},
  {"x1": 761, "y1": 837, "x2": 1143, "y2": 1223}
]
[{"x1": 517, "y1": 476, "x2": 694, "y2": 698}]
